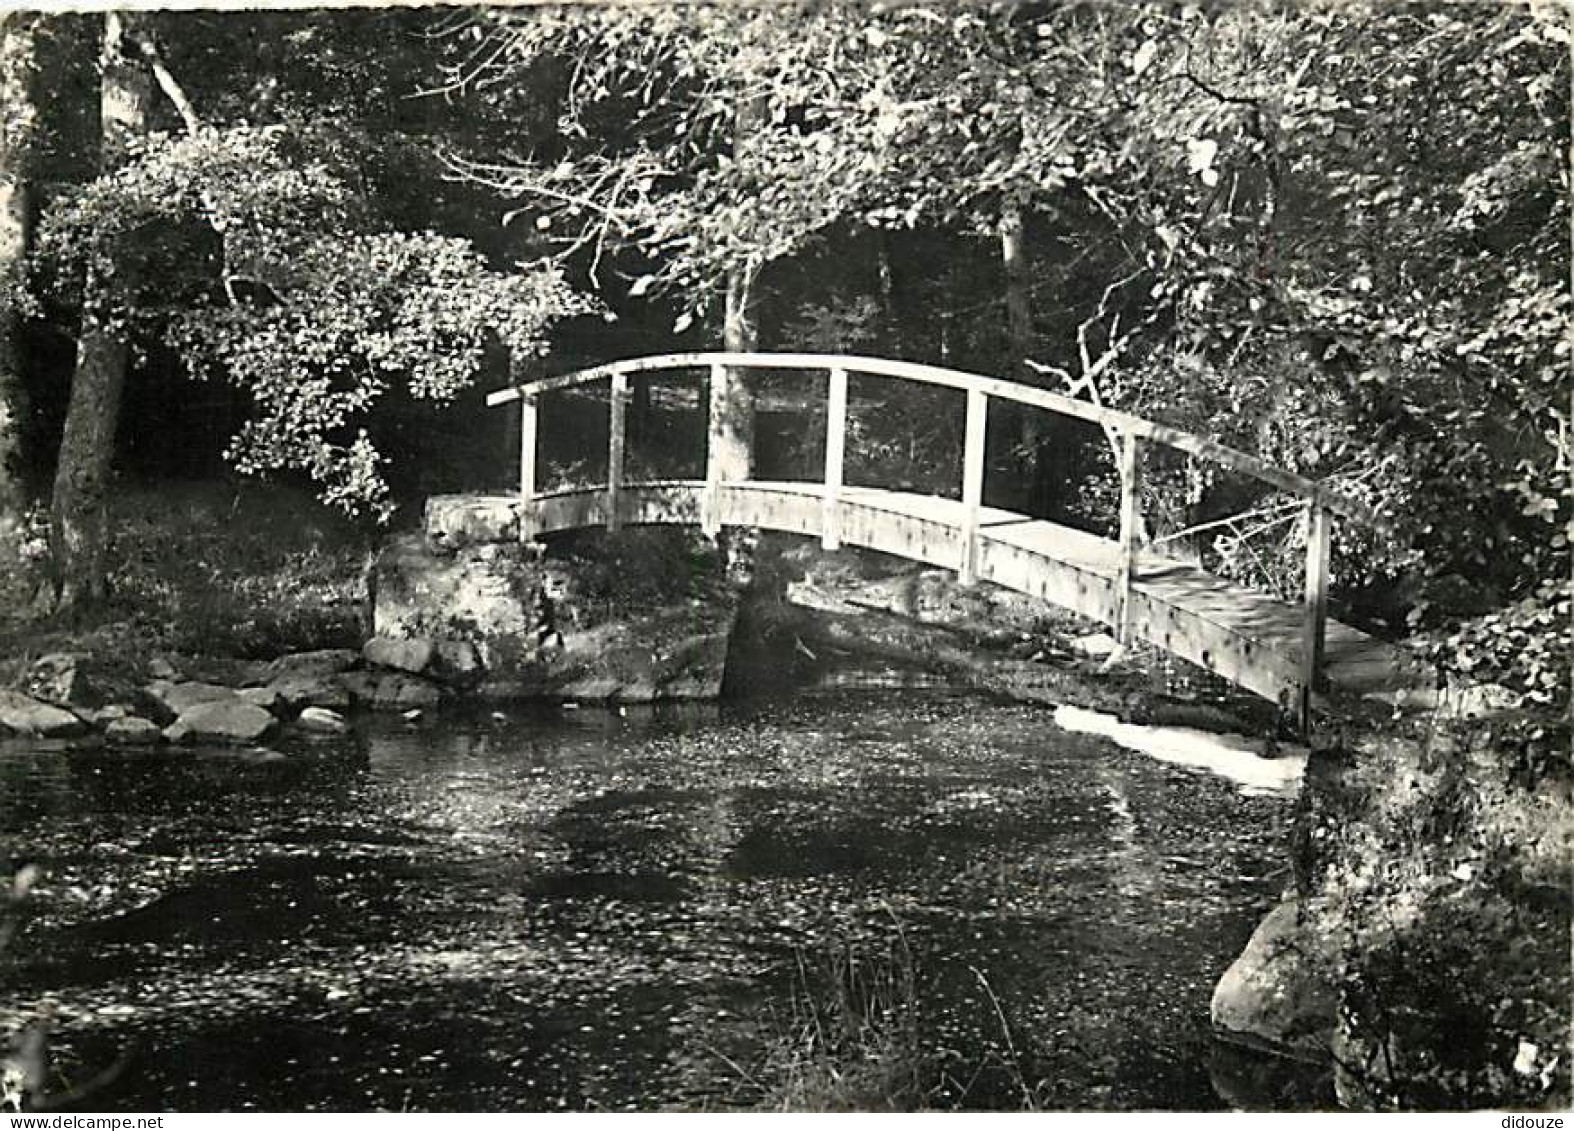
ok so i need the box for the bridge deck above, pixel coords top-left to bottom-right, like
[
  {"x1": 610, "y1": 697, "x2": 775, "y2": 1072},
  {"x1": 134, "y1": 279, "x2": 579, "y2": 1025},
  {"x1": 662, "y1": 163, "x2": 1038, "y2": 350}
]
[{"x1": 504, "y1": 479, "x2": 1430, "y2": 712}]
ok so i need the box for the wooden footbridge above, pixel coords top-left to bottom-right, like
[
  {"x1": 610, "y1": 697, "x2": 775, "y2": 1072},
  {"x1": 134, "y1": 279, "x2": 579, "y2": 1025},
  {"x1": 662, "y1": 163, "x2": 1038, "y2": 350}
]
[{"x1": 483, "y1": 352, "x2": 1429, "y2": 726}]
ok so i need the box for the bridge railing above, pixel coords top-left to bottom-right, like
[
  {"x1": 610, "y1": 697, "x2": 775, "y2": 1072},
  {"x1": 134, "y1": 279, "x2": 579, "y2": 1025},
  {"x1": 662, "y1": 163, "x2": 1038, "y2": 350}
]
[{"x1": 487, "y1": 352, "x2": 1392, "y2": 709}]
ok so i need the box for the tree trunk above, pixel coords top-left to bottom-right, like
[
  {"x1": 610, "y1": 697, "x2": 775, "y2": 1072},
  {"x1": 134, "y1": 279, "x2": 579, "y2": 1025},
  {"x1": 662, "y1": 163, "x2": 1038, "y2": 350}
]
[
  {"x1": 708, "y1": 260, "x2": 757, "y2": 484},
  {"x1": 876, "y1": 229, "x2": 902, "y2": 357},
  {"x1": 630, "y1": 371, "x2": 652, "y2": 452},
  {"x1": 1001, "y1": 190, "x2": 1033, "y2": 373},
  {"x1": 707, "y1": 92, "x2": 764, "y2": 487},
  {"x1": 999, "y1": 187, "x2": 1041, "y2": 511},
  {"x1": 0, "y1": 13, "x2": 37, "y2": 609},
  {"x1": 48, "y1": 11, "x2": 148, "y2": 610}
]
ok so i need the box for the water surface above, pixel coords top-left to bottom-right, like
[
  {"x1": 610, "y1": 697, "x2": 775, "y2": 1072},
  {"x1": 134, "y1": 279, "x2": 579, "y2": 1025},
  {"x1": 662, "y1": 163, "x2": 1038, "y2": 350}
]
[{"x1": 1, "y1": 691, "x2": 1312, "y2": 1111}]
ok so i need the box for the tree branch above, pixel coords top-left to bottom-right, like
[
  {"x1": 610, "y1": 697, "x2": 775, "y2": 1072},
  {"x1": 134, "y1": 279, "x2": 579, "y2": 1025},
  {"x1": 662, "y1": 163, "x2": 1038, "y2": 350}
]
[
  {"x1": 1180, "y1": 35, "x2": 1261, "y2": 110},
  {"x1": 124, "y1": 26, "x2": 263, "y2": 311},
  {"x1": 126, "y1": 26, "x2": 200, "y2": 135}
]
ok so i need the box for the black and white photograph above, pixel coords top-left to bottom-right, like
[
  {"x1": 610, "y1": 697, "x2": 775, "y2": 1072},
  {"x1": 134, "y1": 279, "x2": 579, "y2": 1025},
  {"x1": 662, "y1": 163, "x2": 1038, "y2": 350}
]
[{"x1": 0, "y1": 0, "x2": 1568, "y2": 1115}]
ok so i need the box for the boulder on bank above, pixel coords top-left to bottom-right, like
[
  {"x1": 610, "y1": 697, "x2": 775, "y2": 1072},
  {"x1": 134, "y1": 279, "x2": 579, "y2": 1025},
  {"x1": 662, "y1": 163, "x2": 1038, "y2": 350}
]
[
  {"x1": 374, "y1": 534, "x2": 542, "y2": 655},
  {"x1": 22, "y1": 653, "x2": 132, "y2": 709},
  {"x1": 1211, "y1": 899, "x2": 1336, "y2": 1060},
  {"x1": 546, "y1": 614, "x2": 733, "y2": 703},
  {"x1": 558, "y1": 676, "x2": 622, "y2": 702},
  {"x1": 104, "y1": 716, "x2": 162, "y2": 746},
  {"x1": 1070, "y1": 632, "x2": 1121, "y2": 660},
  {"x1": 424, "y1": 494, "x2": 519, "y2": 550},
  {"x1": 431, "y1": 639, "x2": 482, "y2": 683},
  {"x1": 339, "y1": 670, "x2": 442, "y2": 711},
  {"x1": 163, "y1": 655, "x2": 274, "y2": 688},
  {"x1": 0, "y1": 690, "x2": 88, "y2": 738},
  {"x1": 266, "y1": 673, "x2": 351, "y2": 711},
  {"x1": 370, "y1": 524, "x2": 739, "y2": 702},
  {"x1": 363, "y1": 635, "x2": 435, "y2": 675},
  {"x1": 264, "y1": 649, "x2": 362, "y2": 681},
  {"x1": 238, "y1": 686, "x2": 282, "y2": 711},
  {"x1": 360, "y1": 634, "x2": 483, "y2": 686},
  {"x1": 164, "y1": 700, "x2": 277, "y2": 745},
  {"x1": 147, "y1": 680, "x2": 245, "y2": 718}
]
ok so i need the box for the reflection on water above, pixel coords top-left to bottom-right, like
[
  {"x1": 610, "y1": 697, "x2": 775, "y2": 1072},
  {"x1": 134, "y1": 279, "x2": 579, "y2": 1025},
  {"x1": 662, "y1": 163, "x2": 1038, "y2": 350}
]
[{"x1": 0, "y1": 693, "x2": 1327, "y2": 1111}]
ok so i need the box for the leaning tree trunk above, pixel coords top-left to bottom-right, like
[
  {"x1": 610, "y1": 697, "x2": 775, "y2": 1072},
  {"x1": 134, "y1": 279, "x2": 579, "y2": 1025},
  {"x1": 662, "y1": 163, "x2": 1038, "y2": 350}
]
[
  {"x1": 0, "y1": 12, "x2": 37, "y2": 610},
  {"x1": 48, "y1": 11, "x2": 148, "y2": 610}
]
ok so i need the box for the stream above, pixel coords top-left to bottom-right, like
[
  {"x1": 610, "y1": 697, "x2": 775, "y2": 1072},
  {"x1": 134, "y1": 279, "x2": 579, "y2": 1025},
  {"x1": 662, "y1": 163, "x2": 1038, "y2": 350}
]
[{"x1": 1, "y1": 683, "x2": 1326, "y2": 1111}]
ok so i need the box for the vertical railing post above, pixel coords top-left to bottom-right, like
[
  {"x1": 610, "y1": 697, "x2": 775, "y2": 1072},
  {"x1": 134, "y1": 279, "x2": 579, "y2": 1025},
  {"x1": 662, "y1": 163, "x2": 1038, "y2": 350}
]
[
  {"x1": 702, "y1": 363, "x2": 726, "y2": 537},
  {"x1": 959, "y1": 387, "x2": 988, "y2": 586},
  {"x1": 1114, "y1": 430, "x2": 1142, "y2": 641},
  {"x1": 518, "y1": 393, "x2": 537, "y2": 544},
  {"x1": 822, "y1": 366, "x2": 848, "y2": 550},
  {"x1": 607, "y1": 372, "x2": 627, "y2": 532},
  {"x1": 1299, "y1": 499, "x2": 1331, "y2": 727}
]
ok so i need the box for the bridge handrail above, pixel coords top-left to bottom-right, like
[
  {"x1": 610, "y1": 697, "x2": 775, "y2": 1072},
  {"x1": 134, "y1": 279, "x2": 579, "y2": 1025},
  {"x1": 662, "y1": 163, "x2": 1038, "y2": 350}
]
[{"x1": 486, "y1": 351, "x2": 1387, "y2": 530}]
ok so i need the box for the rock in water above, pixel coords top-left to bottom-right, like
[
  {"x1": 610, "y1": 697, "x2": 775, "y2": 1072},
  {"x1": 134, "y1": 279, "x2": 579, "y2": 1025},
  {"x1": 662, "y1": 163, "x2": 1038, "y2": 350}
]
[
  {"x1": 164, "y1": 701, "x2": 277, "y2": 745},
  {"x1": 0, "y1": 691, "x2": 88, "y2": 738},
  {"x1": 297, "y1": 706, "x2": 350, "y2": 734},
  {"x1": 1070, "y1": 632, "x2": 1121, "y2": 660},
  {"x1": 1211, "y1": 899, "x2": 1335, "y2": 1060}
]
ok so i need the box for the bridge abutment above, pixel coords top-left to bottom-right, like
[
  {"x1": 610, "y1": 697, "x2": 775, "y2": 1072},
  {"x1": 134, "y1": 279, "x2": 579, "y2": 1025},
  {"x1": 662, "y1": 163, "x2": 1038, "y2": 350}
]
[{"x1": 367, "y1": 495, "x2": 739, "y2": 702}]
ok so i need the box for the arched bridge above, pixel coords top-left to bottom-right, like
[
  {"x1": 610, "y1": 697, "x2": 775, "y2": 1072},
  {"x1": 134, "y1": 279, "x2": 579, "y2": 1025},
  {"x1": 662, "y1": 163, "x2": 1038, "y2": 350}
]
[{"x1": 479, "y1": 352, "x2": 1427, "y2": 726}]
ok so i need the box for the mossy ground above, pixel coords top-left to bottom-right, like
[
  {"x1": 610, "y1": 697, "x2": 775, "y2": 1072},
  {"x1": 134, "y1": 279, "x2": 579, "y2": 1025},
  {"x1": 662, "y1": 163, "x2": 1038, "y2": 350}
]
[{"x1": 1, "y1": 480, "x2": 373, "y2": 683}]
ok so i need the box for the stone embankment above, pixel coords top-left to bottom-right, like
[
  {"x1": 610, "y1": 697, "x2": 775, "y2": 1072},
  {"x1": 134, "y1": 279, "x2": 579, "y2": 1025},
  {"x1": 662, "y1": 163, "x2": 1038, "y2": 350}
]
[
  {"x1": 0, "y1": 498, "x2": 740, "y2": 748},
  {"x1": 0, "y1": 648, "x2": 385, "y2": 747}
]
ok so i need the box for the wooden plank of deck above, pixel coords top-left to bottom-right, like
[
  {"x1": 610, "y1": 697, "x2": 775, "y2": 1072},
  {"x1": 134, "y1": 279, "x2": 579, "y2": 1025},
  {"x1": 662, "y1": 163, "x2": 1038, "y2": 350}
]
[{"x1": 504, "y1": 480, "x2": 1430, "y2": 708}]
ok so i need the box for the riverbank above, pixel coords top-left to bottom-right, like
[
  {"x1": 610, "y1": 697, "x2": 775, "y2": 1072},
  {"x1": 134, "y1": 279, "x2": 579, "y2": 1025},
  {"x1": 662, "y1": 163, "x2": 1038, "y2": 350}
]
[
  {"x1": 0, "y1": 483, "x2": 739, "y2": 738},
  {"x1": 1295, "y1": 712, "x2": 1571, "y2": 1109}
]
